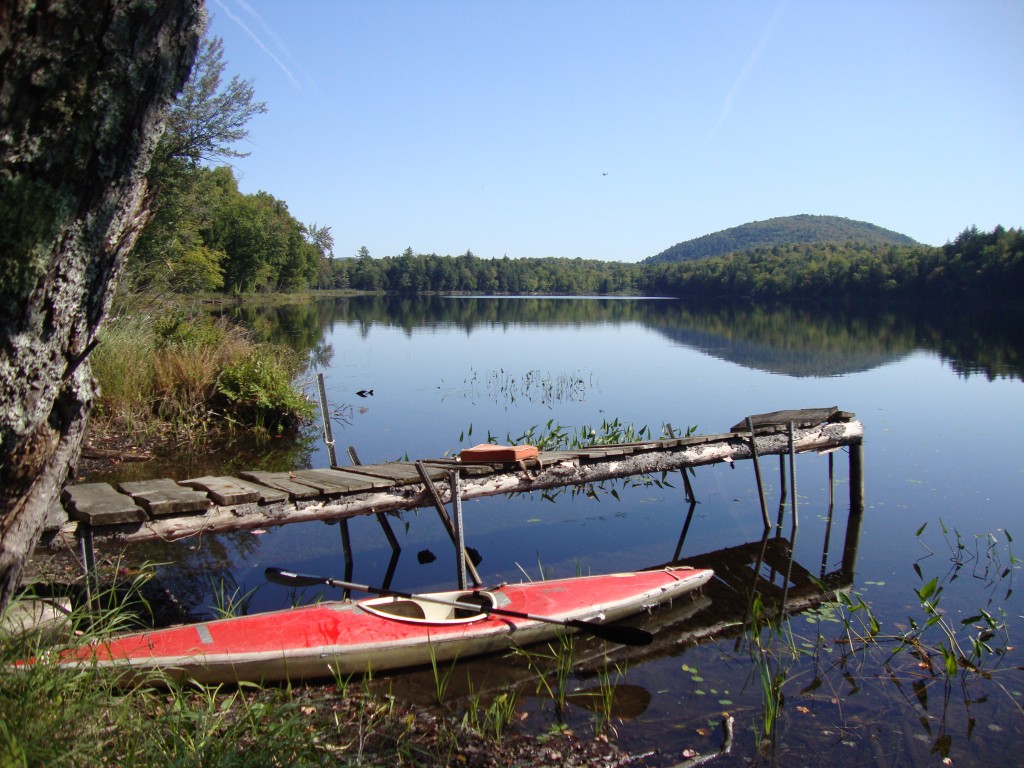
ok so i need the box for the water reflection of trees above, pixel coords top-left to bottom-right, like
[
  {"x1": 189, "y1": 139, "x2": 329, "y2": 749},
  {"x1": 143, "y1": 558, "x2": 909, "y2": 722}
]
[{"x1": 214, "y1": 295, "x2": 1024, "y2": 382}]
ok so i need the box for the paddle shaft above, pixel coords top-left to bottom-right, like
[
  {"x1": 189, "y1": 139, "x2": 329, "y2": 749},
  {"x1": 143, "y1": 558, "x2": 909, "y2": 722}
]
[{"x1": 264, "y1": 567, "x2": 652, "y2": 646}]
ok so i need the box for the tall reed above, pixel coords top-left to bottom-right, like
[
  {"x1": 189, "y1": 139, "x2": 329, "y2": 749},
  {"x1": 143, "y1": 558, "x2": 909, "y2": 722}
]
[{"x1": 90, "y1": 310, "x2": 314, "y2": 444}]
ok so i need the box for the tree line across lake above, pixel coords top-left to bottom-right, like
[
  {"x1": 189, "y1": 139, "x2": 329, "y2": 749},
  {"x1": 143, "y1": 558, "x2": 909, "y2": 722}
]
[
  {"x1": 133, "y1": 164, "x2": 1022, "y2": 308},
  {"x1": 126, "y1": 30, "x2": 1022, "y2": 308},
  {"x1": 318, "y1": 225, "x2": 1023, "y2": 305}
]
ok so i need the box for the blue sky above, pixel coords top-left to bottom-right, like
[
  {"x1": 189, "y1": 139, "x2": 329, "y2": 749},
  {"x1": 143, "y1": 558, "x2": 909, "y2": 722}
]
[{"x1": 207, "y1": 1, "x2": 1022, "y2": 262}]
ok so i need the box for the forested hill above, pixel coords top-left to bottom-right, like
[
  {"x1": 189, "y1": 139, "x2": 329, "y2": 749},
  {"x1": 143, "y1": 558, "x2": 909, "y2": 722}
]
[{"x1": 645, "y1": 215, "x2": 919, "y2": 265}]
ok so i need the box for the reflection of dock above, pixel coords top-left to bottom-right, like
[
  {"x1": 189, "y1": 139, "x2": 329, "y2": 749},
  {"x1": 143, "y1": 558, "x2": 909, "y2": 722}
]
[
  {"x1": 51, "y1": 407, "x2": 863, "y2": 586},
  {"x1": 374, "y1": 501, "x2": 864, "y2": 711}
]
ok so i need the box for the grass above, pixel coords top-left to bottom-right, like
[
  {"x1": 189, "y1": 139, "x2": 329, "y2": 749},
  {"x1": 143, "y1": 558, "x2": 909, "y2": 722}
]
[
  {"x1": 90, "y1": 309, "x2": 315, "y2": 446},
  {"x1": 2, "y1": 564, "x2": 629, "y2": 766}
]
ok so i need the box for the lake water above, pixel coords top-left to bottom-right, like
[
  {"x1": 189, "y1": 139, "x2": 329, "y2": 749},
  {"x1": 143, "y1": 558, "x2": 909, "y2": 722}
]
[{"x1": 145, "y1": 296, "x2": 1023, "y2": 764}]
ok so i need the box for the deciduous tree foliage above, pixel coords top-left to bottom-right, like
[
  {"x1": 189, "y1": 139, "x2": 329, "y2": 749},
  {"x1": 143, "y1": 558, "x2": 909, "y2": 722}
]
[
  {"x1": 126, "y1": 30, "x2": 330, "y2": 296},
  {"x1": 0, "y1": 0, "x2": 203, "y2": 611},
  {"x1": 638, "y1": 226, "x2": 1023, "y2": 304}
]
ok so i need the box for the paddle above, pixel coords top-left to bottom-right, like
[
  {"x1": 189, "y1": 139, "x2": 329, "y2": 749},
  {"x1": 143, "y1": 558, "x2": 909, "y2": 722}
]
[{"x1": 264, "y1": 567, "x2": 653, "y2": 647}]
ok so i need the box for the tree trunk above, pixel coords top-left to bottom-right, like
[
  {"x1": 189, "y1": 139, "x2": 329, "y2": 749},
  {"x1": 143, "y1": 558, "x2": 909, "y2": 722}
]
[{"x1": 0, "y1": 0, "x2": 203, "y2": 611}]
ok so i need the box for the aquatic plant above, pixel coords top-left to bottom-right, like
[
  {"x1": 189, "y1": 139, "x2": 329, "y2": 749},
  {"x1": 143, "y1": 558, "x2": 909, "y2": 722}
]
[
  {"x1": 744, "y1": 593, "x2": 807, "y2": 756},
  {"x1": 451, "y1": 366, "x2": 597, "y2": 409},
  {"x1": 427, "y1": 636, "x2": 460, "y2": 706},
  {"x1": 887, "y1": 524, "x2": 1020, "y2": 699},
  {"x1": 207, "y1": 576, "x2": 261, "y2": 619},
  {"x1": 513, "y1": 631, "x2": 578, "y2": 718}
]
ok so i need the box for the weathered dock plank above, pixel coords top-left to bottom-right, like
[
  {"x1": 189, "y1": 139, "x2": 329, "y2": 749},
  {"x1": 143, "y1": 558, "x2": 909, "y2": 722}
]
[
  {"x1": 345, "y1": 462, "x2": 446, "y2": 485},
  {"x1": 420, "y1": 459, "x2": 495, "y2": 477}
]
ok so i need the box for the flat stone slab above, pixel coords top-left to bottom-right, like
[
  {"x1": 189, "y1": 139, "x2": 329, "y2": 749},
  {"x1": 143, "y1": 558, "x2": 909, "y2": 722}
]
[
  {"x1": 237, "y1": 471, "x2": 321, "y2": 499},
  {"x1": 117, "y1": 478, "x2": 212, "y2": 517},
  {"x1": 295, "y1": 468, "x2": 392, "y2": 492},
  {"x1": 225, "y1": 477, "x2": 289, "y2": 504},
  {"x1": 731, "y1": 407, "x2": 844, "y2": 433},
  {"x1": 63, "y1": 483, "x2": 147, "y2": 525},
  {"x1": 179, "y1": 476, "x2": 262, "y2": 506}
]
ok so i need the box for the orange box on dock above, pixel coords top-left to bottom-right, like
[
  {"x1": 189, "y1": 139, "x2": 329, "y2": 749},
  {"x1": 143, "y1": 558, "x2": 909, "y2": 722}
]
[{"x1": 459, "y1": 444, "x2": 539, "y2": 463}]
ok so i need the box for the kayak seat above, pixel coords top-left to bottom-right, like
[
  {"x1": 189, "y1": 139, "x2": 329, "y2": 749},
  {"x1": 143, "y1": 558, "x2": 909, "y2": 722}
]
[
  {"x1": 373, "y1": 599, "x2": 427, "y2": 620},
  {"x1": 453, "y1": 593, "x2": 491, "y2": 619},
  {"x1": 359, "y1": 591, "x2": 495, "y2": 623}
]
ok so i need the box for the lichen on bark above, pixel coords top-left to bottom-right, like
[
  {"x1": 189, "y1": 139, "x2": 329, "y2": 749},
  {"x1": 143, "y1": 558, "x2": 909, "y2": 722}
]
[{"x1": 0, "y1": 0, "x2": 204, "y2": 610}]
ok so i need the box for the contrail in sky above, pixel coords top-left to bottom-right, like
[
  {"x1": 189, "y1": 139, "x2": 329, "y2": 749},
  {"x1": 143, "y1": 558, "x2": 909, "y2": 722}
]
[
  {"x1": 211, "y1": 0, "x2": 314, "y2": 93},
  {"x1": 707, "y1": 1, "x2": 787, "y2": 142}
]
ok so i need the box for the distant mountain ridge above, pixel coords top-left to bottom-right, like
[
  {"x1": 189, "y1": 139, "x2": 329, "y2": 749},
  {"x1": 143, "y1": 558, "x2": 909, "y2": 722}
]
[{"x1": 645, "y1": 215, "x2": 919, "y2": 265}]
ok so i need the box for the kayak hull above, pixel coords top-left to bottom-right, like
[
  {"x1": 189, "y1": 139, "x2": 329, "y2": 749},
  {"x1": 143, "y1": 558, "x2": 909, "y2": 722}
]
[{"x1": 59, "y1": 567, "x2": 712, "y2": 684}]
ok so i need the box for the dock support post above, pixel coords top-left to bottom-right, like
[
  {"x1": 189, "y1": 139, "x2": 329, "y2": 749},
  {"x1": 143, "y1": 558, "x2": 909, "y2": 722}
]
[
  {"x1": 375, "y1": 513, "x2": 400, "y2": 554},
  {"x1": 672, "y1": 499, "x2": 698, "y2": 561},
  {"x1": 746, "y1": 416, "x2": 770, "y2": 531},
  {"x1": 667, "y1": 423, "x2": 696, "y2": 502},
  {"x1": 344, "y1": 444, "x2": 400, "y2": 556},
  {"x1": 848, "y1": 441, "x2": 864, "y2": 517},
  {"x1": 820, "y1": 452, "x2": 835, "y2": 578},
  {"x1": 788, "y1": 422, "x2": 798, "y2": 534},
  {"x1": 78, "y1": 524, "x2": 96, "y2": 605},
  {"x1": 416, "y1": 461, "x2": 483, "y2": 587},
  {"x1": 774, "y1": 455, "x2": 787, "y2": 531},
  {"x1": 842, "y1": 441, "x2": 865, "y2": 575},
  {"x1": 450, "y1": 470, "x2": 467, "y2": 591},
  {"x1": 339, "y1": 520, "x2": 354, "y2": 598},
  {"x1": 316, "y1": 373, "x2": 338, "y2": 468}
]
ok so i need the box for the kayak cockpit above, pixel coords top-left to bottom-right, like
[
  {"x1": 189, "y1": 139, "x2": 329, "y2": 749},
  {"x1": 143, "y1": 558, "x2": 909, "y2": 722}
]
[{"x1": 358, "y1": 590, "x2": 498, "y2": 625}]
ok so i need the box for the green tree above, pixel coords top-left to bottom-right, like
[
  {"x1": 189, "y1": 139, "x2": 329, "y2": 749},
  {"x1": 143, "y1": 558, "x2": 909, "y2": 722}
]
[
  {"x1": 157, "y1": 32, "x2": 267, "y2": 168},
  {"x1": 128, "y1": 28, "x2": 267, "y2": 295}
]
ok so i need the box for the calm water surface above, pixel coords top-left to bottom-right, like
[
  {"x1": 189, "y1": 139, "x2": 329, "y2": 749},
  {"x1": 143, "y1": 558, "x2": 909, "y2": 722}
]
[{"x1": 139, "y1": 297, "x2": 1023, "y2": 765}]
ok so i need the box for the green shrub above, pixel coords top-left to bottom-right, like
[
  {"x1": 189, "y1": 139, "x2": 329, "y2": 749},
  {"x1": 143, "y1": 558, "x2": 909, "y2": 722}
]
[
  {"x1": 153, "y1": 311, "x2": 228, "y2": 350},
  {"x1": 216, "y1": 347, "x2": 315, "y2": 432}
]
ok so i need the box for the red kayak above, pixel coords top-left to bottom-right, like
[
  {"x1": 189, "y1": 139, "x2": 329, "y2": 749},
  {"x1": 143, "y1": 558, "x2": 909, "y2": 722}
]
[{"x1": 54, "y1": 567, "x2": 713, "y2": 684}]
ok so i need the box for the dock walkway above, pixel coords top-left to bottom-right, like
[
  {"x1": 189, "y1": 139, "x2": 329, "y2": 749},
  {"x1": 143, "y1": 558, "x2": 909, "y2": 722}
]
[{"x1": 50, "y1": 407, "x2": 863, "y2": 555}]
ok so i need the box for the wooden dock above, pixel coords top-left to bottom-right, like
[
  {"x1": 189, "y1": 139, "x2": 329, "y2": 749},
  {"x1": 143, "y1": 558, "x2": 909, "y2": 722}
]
[{"x1": 48, "y1": 408, "x2": 863, "y2": 559}]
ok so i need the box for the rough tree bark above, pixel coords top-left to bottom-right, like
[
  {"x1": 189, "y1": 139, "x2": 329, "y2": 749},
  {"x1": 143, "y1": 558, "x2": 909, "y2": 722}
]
[{"x1": 0, "y1": 0, "x2": 204, "y2": 611}]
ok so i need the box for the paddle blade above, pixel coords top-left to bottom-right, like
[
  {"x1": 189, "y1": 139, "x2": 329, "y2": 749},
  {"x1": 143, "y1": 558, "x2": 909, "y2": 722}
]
[
  {"x1": 264, "y1": 567, "x2": 331, "y2": 589},
  {"x1": 568, "y1": 619, "x2": 653, "y2": 646}
]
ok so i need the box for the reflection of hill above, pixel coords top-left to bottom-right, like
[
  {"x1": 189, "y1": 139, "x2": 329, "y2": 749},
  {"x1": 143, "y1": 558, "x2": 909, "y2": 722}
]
[
  {"x1": 640, "y1": 303, "x2": 914, "y2": 377},
  {"x1": 213, "y1": 295, "x2": 1024, "y2": 382},
  {"x1": 653, "y1": 323, "x2": 906, "y2": 377}
]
